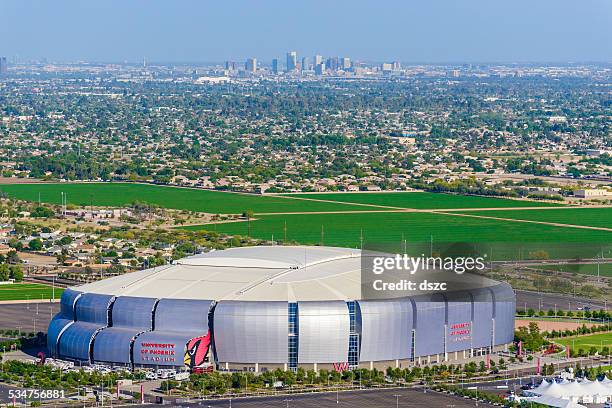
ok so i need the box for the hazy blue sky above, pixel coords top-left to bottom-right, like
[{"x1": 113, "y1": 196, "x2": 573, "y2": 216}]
[{"x1": 2, "y1": 0, "x2": 611, "y2": 63}]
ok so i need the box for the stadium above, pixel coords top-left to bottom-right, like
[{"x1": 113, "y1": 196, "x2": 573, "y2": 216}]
[{"x1": 47, "y1": 246, "x2": 515, "y2": 372}]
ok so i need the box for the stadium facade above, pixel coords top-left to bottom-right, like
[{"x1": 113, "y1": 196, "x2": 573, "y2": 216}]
[{"x1": 47, "y1": 246, "x2": 515, "y2": 372}]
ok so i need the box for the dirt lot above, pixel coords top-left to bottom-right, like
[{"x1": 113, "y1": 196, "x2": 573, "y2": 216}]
[
  {"x1": 515, "y1": 319, "x2": 602, "y2": 332},
  {"x1": 0, "y1": 177, "x2": 44, "y2": 184}
]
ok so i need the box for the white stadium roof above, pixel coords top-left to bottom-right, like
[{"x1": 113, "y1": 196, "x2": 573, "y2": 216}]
[
  {"x1": 76, "y1": 246, "x2": 363, "y2": 302},
  {"x1": 75, "y1": 245, "x2": 502, "y2": 302}
]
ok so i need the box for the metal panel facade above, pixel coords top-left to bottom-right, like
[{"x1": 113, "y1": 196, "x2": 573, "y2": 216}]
[
  {"x1": 58, "y1": 293, "x2": 112, "y2": 361},
  {"x1": 491, "y1": 283, "x2": 516, "y2": 345},
  {"x1": 58, "y1": 323, "x2": 99, "y2": 361},
  {"x1": 47, "y1": 318, "x2": 73, "y2": 357},
  {"x1": 75, "y1": 293, "x2": 113, "y2": 324},
  {"x1": 111, "y1": 296, "x2": 157, "y2": 329},
  {"x1": 154, "y1": 299, "x2": 212, "y2": 331},
  {"x1": 133, "y1": 332, "x2": 191, "y2": 367},
  {"x1": 214, "y1": 301, "x2": 288, "y2": 364},
  {"x1": 132, "y1": 298, "x2": 213, "y2": 367},
  {"x1": 471, "y1": 288, "x2": 494, "y2": 348},
  {"x1": 358, "y1": 299, "x2": 412, "y2": 362},
  {"x1": 59, "y1": 289, "x2": 81, "y2": 318},
  {"x1": 92, "y1": 296, "x2": 157, "y2": 364},
  {"x1": 92, "y1": 329, "x2": 137, "y2": 364},
  {"x1": 445, "y1": 291, "x2": 473, "y2": 353},
  {"x1": 298, "y1": 301, "x2": 349, "y2": 364},
  {"x1": 47, "y1": 289, "x2": 82, "y2": 356},
  {"x1": 413, "y1": 295, "x2": 445, "y2": 357}
]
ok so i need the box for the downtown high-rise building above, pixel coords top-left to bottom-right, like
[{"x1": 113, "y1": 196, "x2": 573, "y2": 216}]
[
  {"x1": 314, "y1": 62, "x2": 326, "y2": 75},
  {"x1": 301, "y1": 56, "x2": 309, "y2": 71},
  {"x1": 340, "y1": 57, "x2": 351, "y2": 70},
  {"x1": 313, "y1": 54, "x2": 323, "y2": 66},
  {"x1": 286, "y1": 51, "x2": 297, "y2": 72},
  {"x1": 326, "y1": 56, "x2": 339, "y2": 71},
  {"x1": 0, "y1": 57, "x2": 7, "y2": 74},
  {"x1": 245, "y1": 58, "x2": 257, "y2": 73},
  {"x1": 271, "y1": 59, "x2": 279, "y2": 74}
]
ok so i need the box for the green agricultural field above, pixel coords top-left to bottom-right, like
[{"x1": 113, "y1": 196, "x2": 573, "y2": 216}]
[
  {"x1": 532, "y1": 263, "x2": 612, "y2": 278},
  {"x1": 0, "y1": 183, "x2": 371, "y2": 214},
  {"x1": 0, "y1": 283, "x2": 64, "y2": 301},
  {"x1": 450, "y1": 208, "x2": 612, "y2": 229},
  {"x1": 556, "y1": 332, "x2": 612, "y2": 352},
  {"x1": 182, "y1": 212, "x2": 612, "y2": 259},
  {"x1": 282, "y1": 192, "x2": 563, "y2": 209}
]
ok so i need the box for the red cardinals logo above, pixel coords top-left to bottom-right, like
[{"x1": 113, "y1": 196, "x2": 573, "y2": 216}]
[{"x1": 184, "y1": 332, "x2": 211, "y2": 369}]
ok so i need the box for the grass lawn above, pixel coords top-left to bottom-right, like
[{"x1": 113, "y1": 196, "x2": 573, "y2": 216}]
[
  {"x1": 450, "y1": 208, "x2": 612, "y2": 229},
  {"x1": 0, "y1": 283, "x2": 64, "y2": 301},
  {"x1": 0, "y1": 183, "x2": 371, "y2": 214},
  {"x1": 556, "y1": 332, "x2": 612, "y2": 352},
  {"x1": 182, "y1": 212, "x2": 612, "y2": 258},
  {"x1": 282, "y1": 192, "x2": 563, "y2": 209},
  {"x1": 532, "y1": 263, "x2": 612, "y2": 278}
]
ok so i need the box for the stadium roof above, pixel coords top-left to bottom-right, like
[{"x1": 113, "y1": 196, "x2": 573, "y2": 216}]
[
  {"x1": 75, "y1": 245, "x2": 503, "y2": 302},
  {"x1": 76, "y1": 246, "x2": 363, "y2": 302}
]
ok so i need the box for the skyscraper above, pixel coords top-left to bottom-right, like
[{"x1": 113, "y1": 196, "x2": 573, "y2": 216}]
[
  {"x1": 301, "y1": 57, "x2": 309, "y2": 71},
  {"x1": 314, "y1": 62, "x2": 326, "y2": 75},
  {"x1": 286, "y1": 51, "x2": 297, "y2": 72},
  {"x1": 272, "y1": 58, "x2": 280, "y2": 74},
  {"x1": 340, "y1": 57, "x2": 351, "y2": 70},
  {"x1": 0, "y1": 57, "x2": 7, "y2": 74},
  {"x1": 314, "y1": 55, "x2": 323, "y2": 66},
  {"x1": 326, "y1": 57, "x2": 339, "y2": 71},
  {"x1": 245, "y1": 58, "x2": 257, "y2": 73}
]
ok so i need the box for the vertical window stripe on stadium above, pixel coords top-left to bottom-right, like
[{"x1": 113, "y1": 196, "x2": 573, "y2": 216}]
[
  {"x1": 288, "y1": 302, "x2": 298, "y2": 371},
  {"x1": 347, "y1": 301, "x2": 361, "y2": 369}
]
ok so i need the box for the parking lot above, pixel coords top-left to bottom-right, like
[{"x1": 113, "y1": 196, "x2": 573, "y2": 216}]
[
  {"x1": 0, "y1": 302, "x2": 59, "y2": 333},
  {"x1": 146, "y1": 387, "x2": 495, "y2": 408}
]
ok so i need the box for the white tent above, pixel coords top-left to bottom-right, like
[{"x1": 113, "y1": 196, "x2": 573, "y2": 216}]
[
  {"x1": 560, "y1": 381, "x2": 583, "y2": 402},
  {"x1": 543, "y1": 381, "x2": 565, "y2": 399},
  {"x1": 533, "y1": 378, "x2": 612, "y2": 404},
  {"x1": 528, "y1": 395, "x2": 587, "y2": 408},
  {"x1": 533, "y1": 379, "x2": 553, "y2": 393}
]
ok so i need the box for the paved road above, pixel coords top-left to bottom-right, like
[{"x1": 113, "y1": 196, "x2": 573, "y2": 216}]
[
  {"x1": 139, "y1": 387, "x2": 494, "y2": 408},
  {"x1": 515, "y1": 290, "x2": 608, "y2": 312},
  {"x1": 0, "y1": 302, "x2": 59, "y2": 332}
]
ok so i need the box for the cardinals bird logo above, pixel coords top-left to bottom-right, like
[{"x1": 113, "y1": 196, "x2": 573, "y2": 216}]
[{"x1": 184, "y1": 332, "x2": 211, "y2": 368}]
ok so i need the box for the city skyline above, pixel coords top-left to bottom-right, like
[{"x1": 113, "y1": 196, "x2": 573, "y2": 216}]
[{"x1": 1, "y1": 0, "x2": 611, "y2": 63}]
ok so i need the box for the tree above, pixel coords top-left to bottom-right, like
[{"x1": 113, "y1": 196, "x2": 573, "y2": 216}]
[
  {"x1": 6, "y1": 251, "x2": 19, "y2": 264},
  {"x1": 28, "y1": 239, "x2": 43, "y2": 251},
  {"x1": 31, "y1": 206, "x2": 55, "y2": 218},
  {"x1": 0, "y1": 264, "x2": 9, "y2": 281},
  {"x1": 58, "y1": 236, "x2": 73, "y2": 246},
  {"x1": 9, "y1": 266, "x2": 23, "y2": 282}
]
